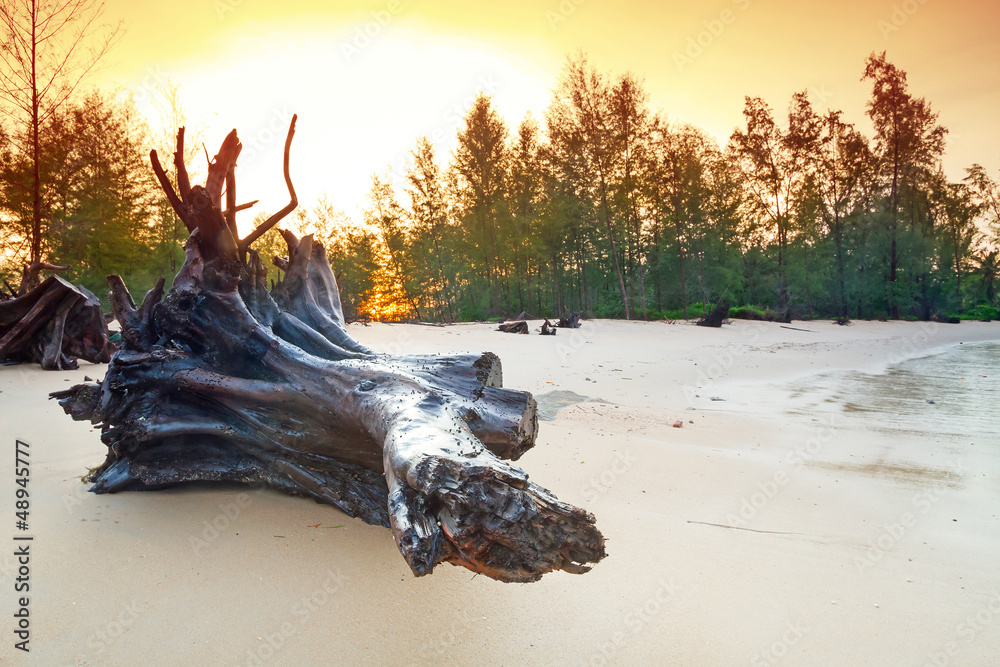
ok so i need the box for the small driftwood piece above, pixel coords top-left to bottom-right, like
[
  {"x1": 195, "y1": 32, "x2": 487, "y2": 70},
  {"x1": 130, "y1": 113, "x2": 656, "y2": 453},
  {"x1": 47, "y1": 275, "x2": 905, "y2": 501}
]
[
  {"x1": 540, "y1": 319, "x2": 557, "y2": 336},
  {"x1": 51, "y1": 119, "x2": 605, "y2": 583},
  {"x1": 696, "y1": 302, "x2": 730, "y2": 328},
  {"x1": 557, "y1": 311, "x2": 582, "y2": 328},
  {"x1": 0, "y1": 275, "x2": 114, "y2": 369},
  {"x1": 497, "y1": 320, "x2": 529, "y2": 334}
]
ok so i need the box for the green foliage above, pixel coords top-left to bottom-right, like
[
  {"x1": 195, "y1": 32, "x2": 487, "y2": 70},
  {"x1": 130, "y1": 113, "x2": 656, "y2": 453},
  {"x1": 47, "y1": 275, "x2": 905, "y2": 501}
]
[
  {"x1": 729, "y1": 305, "x2": 790, "y2": 322},
  {"x1": 646, "y1": 302, "x2": 709, "y2": 320},
  {"x1": 456, "y1": 301, "x2": 487, "y2": 322},
  {"x1": 960, "y1": 304, "x2": 998, "y2": 321},
  {"x1": 1, "y1": 91, "x2": 181, "y2": 305},
  {"x1": 592, "y1": 301, "x2": 625, "y2": 319},
  {"x1": 2, "y1": 51, "x2": 994, "y2": 328},
  {"x1": 729, "y1": 305, "x2": 767, "y2": 317}
]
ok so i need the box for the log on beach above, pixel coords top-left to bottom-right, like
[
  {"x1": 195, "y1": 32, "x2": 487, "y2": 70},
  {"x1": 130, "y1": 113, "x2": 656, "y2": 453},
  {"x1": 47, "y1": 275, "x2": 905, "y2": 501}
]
[
  {"x1": 696, "y1": 302, "x2": 730, "y2": 328},
  {"x1": 557, "y1": 311, "x2": 582, "y2": 328},
  {"x1": 51, "y1": 118, "x2": 605, "y2": 583},
  {"x1": 497, "y1": 320, "x2": 529, "y2": 334},
  {"x1": 0, "y1": 274, "x2": 114, "y2": 370}
]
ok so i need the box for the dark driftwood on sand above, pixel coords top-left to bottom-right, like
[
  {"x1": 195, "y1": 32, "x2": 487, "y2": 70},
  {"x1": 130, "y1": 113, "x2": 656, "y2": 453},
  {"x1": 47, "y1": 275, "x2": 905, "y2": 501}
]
[
  {"x1": 497, "y1": 320, "x2": 529, "y2": 334},
  {"x1": 557, "y1": 311, "x2": 582, "y2": 328},
  {"x1": 0, "y1": 275, "x2": 114, "y2": 370},
  {"x1": 696, "y1": 302, "x2": 730, "y2": 328},
  {"x1": 51, "y1": 119, "x2": 605, "y2": 583}
]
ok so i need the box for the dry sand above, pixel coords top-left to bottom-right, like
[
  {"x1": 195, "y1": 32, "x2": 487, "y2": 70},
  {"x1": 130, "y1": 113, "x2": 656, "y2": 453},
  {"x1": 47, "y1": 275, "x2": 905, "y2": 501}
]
[{"x1": 1, "y1": 318, "x2": 998, "y2": 666}]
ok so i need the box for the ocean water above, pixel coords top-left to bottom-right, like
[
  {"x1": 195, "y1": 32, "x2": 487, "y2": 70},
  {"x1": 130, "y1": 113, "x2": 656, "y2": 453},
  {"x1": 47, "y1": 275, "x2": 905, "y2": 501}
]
[{"x1": 779, "y1": 341, "x2": 999, "y2": 438}]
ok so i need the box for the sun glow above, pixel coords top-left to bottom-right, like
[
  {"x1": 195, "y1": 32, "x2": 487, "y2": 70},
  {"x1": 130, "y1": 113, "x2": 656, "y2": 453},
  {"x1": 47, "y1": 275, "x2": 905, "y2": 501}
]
[
  {"x1": 359, "y1": 289, "x2": 412, "y2": 322},
  {"x1": 88, "y1": 0, "x2": 1000, "y2": 225},
  {"x1": 120, "y1": 22, "x2": 550, "y2": 227}
]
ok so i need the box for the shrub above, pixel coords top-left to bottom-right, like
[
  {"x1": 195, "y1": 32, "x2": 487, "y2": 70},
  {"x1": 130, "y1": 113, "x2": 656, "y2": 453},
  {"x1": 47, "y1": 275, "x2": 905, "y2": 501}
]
[
  {"x1": 960, "y1": 304, "x2": 998, "y2": 322},
  {"x1": 729, "y1": 305, "x2": 791, "y2": 323},
  {"x1": 457, "y1": 303, "x2": 486, "y2": 322}
]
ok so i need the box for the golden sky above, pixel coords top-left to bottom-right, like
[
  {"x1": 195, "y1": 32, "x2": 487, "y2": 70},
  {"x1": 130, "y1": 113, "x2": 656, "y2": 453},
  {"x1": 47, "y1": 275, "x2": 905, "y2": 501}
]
[{"x1": 93, "y1": 0, "x2": 1000, "y2": 222}]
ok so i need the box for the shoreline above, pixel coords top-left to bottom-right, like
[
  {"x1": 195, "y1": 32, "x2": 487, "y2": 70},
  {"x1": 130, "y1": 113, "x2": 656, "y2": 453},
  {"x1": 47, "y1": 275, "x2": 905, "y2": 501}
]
[{"x1": 1, "y1": 320, "x2": 998, "y2": 665}]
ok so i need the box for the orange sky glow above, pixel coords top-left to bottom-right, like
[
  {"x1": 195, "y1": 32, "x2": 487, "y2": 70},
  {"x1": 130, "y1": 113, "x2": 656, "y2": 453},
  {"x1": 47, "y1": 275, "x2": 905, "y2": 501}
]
[{"x1": 91, "y1": 0, "x2": 1000, "y2": 229}]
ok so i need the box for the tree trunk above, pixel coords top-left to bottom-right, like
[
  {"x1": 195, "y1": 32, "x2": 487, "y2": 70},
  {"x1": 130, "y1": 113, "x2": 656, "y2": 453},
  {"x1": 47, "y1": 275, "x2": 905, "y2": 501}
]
[
  {"x1": 51, "y1": 121, "x2": 605, "y2": 583},
  {"x1": 30, "y1": 10, "x2": 42, "y2": 267},
  {"x1": 888, "y1": 122, "x2": 900, "y2": 319},
  {"x1": 629, "y1": 191, "x2": 647, "y2": 319},
  {"x1": 598, "y1": 177, "x2": 630, "y2": 319},
  {"x1": 676, "y1": 220, "x2": 687, "y2": 319}
]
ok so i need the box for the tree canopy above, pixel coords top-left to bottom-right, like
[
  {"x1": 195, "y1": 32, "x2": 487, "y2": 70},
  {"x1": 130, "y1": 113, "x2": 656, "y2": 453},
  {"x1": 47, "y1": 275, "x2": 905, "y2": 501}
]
[{"x1": 2, "y1": 50, "x2": 997, "y2": 321}]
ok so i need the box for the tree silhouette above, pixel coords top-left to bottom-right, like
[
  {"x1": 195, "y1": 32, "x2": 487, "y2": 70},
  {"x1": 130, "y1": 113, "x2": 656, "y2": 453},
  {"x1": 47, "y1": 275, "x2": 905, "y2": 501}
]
[
  {"x1": 0, "y1": 0, "x2": 122, "y2": 277},
  {"x1": 862, "y1": 51, "x2": 947, "y2": 317}
]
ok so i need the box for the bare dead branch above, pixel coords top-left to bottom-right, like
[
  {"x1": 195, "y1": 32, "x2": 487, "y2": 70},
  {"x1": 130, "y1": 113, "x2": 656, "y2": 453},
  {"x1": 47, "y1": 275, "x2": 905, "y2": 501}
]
[
  {"x1": 17, "y1": 262, "x2": 71, "y2": 296},
  {"x1": 278, "y1": 228, "x2": 300, "y2": 254},
  {"x1": 174, "y1": 127, "x2": 192, "y2": 203},
  {"x1": 239, "y1": 115, "x2": 299, "y2": 258},
  {"x1": 150, "y1": 149, "x2": 192, "y2": 231},
  {"x1": 224, "y1": 166, "x2": 239, "y2": 243},
  {"x1": 234, "y1": 200, "x2": 259, "y2": 213},
  {"x1": 31, "y1": 262, "x2": 69, "y2": 272},
  {"x1": 205, "y1": 129, "x2": 241, "y2": 209}
]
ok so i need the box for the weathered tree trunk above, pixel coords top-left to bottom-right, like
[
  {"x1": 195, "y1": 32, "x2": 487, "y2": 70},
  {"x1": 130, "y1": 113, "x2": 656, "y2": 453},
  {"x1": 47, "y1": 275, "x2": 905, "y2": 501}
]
[
  {"x1": 696, "y1": 302, "x2": 730, "y2": 328},
  {"x1": 51, "y1": 119, "x2": 605, "y2": 583},
  {"x1": 0, "y1": 274, "x2": 114, "y2": 369}
]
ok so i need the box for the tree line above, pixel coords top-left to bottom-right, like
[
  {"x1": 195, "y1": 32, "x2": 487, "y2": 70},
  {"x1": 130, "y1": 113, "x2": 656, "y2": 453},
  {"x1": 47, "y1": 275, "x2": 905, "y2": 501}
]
[
  {"x1": 2, "y1": 47, "x2": 999, "y2": 322},
  {"x1": 345, "y1": 52, "x2": 998, "y2": 322}
]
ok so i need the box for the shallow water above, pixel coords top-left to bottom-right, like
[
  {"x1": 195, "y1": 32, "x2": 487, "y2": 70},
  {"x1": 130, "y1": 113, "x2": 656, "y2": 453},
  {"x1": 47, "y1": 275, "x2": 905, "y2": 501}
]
[
  {"x1": 534, "y1": 389, "x2": 608, "y2": 421},
  {"x1": 781, "y1": 341, "x2": 999, "y2": 438}
]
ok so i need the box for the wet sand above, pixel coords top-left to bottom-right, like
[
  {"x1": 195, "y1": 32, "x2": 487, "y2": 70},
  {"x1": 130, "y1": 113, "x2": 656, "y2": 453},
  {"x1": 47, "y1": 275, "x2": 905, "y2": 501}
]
[{"x1": 1, "y1": 319, "x2": 998, "y2": 666}]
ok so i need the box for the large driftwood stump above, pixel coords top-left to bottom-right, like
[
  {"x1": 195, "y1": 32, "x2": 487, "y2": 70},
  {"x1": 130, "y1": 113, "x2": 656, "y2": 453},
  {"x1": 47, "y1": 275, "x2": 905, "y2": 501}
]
[
  {"x1": 0, "y1": 274, "x2": 114, "y2": 370},
  {"x1": 51, "y1": 118, "x2": 605, "y2": 583}
]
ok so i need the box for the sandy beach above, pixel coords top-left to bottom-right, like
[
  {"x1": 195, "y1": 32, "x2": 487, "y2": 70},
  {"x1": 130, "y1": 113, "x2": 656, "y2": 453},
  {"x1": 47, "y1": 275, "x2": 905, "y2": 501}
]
[{"x1": 1, "y1": 318, "x2": 998, "y2": 666}]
